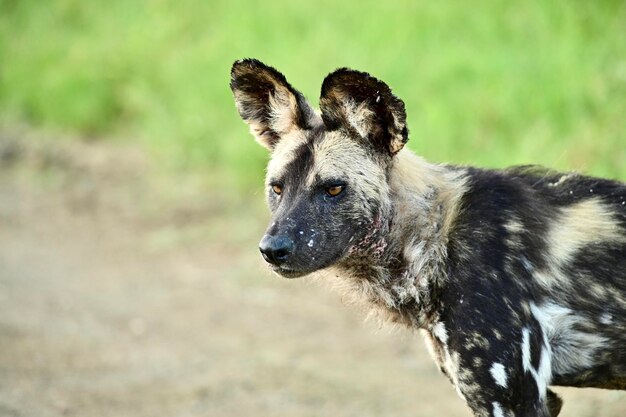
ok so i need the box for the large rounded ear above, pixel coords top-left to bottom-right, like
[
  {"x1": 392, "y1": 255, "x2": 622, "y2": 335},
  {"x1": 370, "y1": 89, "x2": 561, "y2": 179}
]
[
  {"x1": 319, "y1": 69, "x2": 408, "y2": 156},
  {"x1": 230, "y1": 59, "x2": 319, "y2": 150}
]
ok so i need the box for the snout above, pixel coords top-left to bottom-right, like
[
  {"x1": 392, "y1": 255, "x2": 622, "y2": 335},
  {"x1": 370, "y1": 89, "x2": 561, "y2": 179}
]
[{"x1": 259, "y1": 235, "x2": 295, "y2": 266}]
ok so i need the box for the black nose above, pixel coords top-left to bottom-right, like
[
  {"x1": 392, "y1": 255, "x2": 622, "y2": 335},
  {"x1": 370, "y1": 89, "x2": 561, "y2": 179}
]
[{"x1": 259, "y1": 235, "x2": 294, "y2": 266}]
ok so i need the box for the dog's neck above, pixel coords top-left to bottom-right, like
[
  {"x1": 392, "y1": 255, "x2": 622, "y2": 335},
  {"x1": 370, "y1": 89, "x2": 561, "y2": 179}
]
[{"x1": 329, "y1": 150, "x2": 468, "y2": 329}]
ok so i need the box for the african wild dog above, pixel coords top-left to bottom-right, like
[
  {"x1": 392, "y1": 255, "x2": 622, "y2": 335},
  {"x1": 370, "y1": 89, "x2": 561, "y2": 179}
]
[{"x1": 230, "y1": 58, "x2": 626, "y2": 417}]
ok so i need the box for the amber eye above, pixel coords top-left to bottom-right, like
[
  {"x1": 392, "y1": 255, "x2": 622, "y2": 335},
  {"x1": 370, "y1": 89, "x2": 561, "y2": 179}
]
[
  {"x1": 271, "y1": 184, "x2": 283, "y2": 195},
  {"x1": 326, "y1": 185, "x2": 344, "y2": 197}
]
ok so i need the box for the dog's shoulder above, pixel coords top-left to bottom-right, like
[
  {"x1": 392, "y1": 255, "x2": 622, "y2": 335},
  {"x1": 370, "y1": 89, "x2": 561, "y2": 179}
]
[
  {"x1": 454, "y1": 164, "x2": 626, "y2": 228},
  {"x1": 505, "y1": 165, "x2": 626, "y2": 212},
  {"x1": 445, "y1": 163, "x2": 626, "y2": 292}
]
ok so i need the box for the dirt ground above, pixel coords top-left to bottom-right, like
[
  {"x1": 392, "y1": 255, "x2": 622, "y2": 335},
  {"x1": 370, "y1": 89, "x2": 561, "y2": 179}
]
[{"x1": 0, "y1": 134, "x2": 624, "y2": 417}]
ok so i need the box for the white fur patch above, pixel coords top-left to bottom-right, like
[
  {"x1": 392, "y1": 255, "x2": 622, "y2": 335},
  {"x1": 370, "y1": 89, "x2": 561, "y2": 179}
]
[
  {"x1": 429, "y1": 323, "x2": 464, "y2": 401},
  {"x1": 536, "y1": 344, "x2": 552, "y2": 399},
  {"x1": 342, "y1": 98, "x2": 374, "y2": 138},
  {"x1": 530, "y1": 302, "x2": 608, "y2": 376},
  {"x1": 268, "y1": 88, "x2": 300, "y2": 136},
  {"x1": 266, "y1": 131, "x2": 308, "y2": 180},
  {"x1": 530, "y1": 304, "x2": 553, "y2": 399},
  {"x1": 548, "y1": 174, "x2": 574, "y2": 187},
  {"x1": 520, "y1": 323, "x2": 551, "y2": 399},
  {"x1": 490, "y1": 362, "x2": 508, "y2": 388},
  {"x1": 504, "y1": 218, "x2": 524, "y2": 234},
  {"x1": 520, "y1": 255, "x2": 534, "y2": 273},
  {"x1": 600, "y1": 312, "x2": 613, "y2": 325},
  {"x1": 432, "y1": 322, "x2": 448, "y2": 344},
  {"x1": 454, "y1": 384, "x2": 465, "y2": 401},
  {"x1": 493, "y1": 402, "x2": 505, "y2": 417},
  {"x1": 521, "y1": 327, "x2": 531, "y2": 372},
  {"x1": 444, "y1": 350, "x2": 464, "y2": 401},
  {"x1": 420, "y1": 329, "x2": 439, "y2": 362}
]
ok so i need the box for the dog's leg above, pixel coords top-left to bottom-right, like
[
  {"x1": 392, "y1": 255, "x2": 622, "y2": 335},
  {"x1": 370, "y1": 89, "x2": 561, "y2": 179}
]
[
  {"x1": 430, "y1": 318, "x2": 555, "y2": 417},
  {"x1": 451, "y1": 364, "x2": 555, "y2": 417},
  {"x1": 546, "y1": 389, "x2": 563, "y2": 417},
  {"x1": 453, "y1": 365, "x2": 553, "y2": 417}
]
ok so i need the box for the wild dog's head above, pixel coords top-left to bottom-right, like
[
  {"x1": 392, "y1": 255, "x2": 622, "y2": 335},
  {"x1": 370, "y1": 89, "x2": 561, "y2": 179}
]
[{"x1": 230, "y1": 59, "x2": 408, "y2": 278}]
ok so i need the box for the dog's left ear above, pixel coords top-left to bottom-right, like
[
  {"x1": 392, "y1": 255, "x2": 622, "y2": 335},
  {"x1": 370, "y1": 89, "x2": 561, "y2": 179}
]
[
  {"x1": 230, "y1": 59, "x2": 319, "y2": 150},
  {"x1": 320, "y1": 69, "x2": 408, "y2": 156}
]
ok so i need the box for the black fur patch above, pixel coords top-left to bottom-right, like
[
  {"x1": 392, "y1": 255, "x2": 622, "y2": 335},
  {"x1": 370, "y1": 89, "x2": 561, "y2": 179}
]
[
  {"x1": 230, "y1": 59, "x2": 317, "y2": 148},
  {"x1": 319, "y1": 68, "x2": 408, "y2": 156}
]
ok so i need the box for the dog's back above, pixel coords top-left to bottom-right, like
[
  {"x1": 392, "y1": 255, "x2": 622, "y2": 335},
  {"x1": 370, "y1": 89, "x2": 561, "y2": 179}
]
[{"x1": 438, "y1": 166, "x2": 625, "y2": 399}]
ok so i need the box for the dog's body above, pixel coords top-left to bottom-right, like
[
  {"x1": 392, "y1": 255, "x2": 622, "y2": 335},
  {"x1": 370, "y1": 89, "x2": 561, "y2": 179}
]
[{"x1": 230, "y1": 59, "x2": 626, "y2": 417}]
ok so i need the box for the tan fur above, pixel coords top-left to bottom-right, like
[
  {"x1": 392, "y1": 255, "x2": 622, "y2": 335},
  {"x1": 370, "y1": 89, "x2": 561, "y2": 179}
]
[
  {"x1": 390, "y1": 151, "x2": 468, "y2": 241},
  {"x1": 341, "y1": 98, "x2": 376, "y2": 139},
  {"x1": 387, "y1": 151, "x2": 468, "y2": 315},
  {"x1": 535, "y1": 198, "x2": 625, "y2": 289},
  {"x1": 321, "y1": 149, "x2": 469, "y2": 327},
  {"x1": 320, "y1": 88, "x2": 406, "y2": 155},
  {"x1": 307, "y1": 132, "x2": 388, "y2": 202},
  {"x1": 266, "y1": 130, "x2": 309, "y2": 183},
  {"x1": 548, "y1": 198, "x2": 624, "y2": 262},
  {"x1": 232, "y1": 67, "x2": 322, "y2": 149}
]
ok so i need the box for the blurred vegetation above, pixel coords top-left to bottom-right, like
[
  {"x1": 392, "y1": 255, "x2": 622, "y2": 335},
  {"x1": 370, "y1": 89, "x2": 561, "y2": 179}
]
[{"x1": 1, "y1": 0, "x2": 625, "y2": 188}]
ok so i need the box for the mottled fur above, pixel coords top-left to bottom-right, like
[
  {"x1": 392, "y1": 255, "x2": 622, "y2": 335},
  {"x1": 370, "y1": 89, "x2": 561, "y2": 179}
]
[{"x1": 230, "y1": 59, "x2": 626, "y2": 417}]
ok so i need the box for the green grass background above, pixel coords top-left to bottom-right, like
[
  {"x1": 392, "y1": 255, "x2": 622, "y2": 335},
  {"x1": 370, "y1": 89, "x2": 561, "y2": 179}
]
[{"x1": 1, "y1": 0, "x2": 625, "y2": 186}]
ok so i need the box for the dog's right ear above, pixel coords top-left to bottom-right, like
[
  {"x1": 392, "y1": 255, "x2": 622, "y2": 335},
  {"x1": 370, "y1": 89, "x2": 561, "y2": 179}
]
[
  {"x1": 230, "y1": 59, "x2": 319, "y2": 150},
  {"x1": 319, "y1": 68, "x2": 408, "y2": 157}
]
